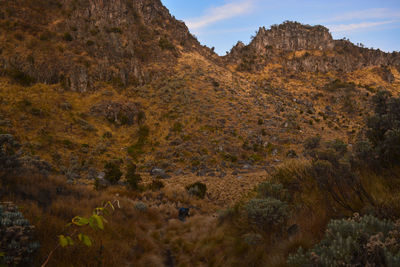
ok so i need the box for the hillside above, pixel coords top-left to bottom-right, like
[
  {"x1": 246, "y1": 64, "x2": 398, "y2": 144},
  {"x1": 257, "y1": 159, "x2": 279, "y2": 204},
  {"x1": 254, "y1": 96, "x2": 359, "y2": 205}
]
[{"x1": 1, "y1": 1, "x2": 400, "y2": 266}]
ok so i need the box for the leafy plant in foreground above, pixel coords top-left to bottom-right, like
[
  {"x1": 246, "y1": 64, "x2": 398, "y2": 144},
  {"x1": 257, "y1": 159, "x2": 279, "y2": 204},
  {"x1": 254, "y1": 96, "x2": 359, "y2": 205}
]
[{"x1": 41, "y1": 201, "x2": 119, "y2": 267}]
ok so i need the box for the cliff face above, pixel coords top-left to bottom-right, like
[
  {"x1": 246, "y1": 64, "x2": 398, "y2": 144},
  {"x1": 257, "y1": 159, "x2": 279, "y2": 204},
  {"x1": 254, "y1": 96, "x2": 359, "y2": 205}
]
[
  {"x1": 227, "y1": 21, "x2": 400, "y2": 73},
  {"x1": 0, "y1": 0, "x2": 205, "y2": 92},
  {"x1": 251, "y1": 22, "x2": 334, "y2": 52}
]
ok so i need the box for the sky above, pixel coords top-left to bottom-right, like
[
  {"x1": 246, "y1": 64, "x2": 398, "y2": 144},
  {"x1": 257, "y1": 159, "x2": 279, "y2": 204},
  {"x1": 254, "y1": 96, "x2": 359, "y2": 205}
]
[{"x1": 161, "y1": 0, "x2": 400, "y2": 55}]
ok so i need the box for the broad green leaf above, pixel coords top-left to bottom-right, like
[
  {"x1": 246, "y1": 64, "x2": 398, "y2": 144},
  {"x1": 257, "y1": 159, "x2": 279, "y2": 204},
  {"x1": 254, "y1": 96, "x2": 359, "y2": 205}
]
[
  {"x1": 78, "y1": 234, "x2": 92, "y2": 247},
  {"x1": 102, "y1": 208, "x2": 110, "y2": 216},
  {"x1": 72, "y1": 216, "x2": 89, "y2": 226},
  {"x1": 88, "y1": 217, "x2": 97, "y2": 230},
  {"x1": 92, "y1": 214, "x2": 104, "y2": 230},
  {"x1": 0, "y1": 252, "x2": 5, "y2": 257},
  {"x1": 59, "y1": 235, "x2": 69, "y2": 247},
  {"x1": 66, "y1": 236, "x2": 74, "y2": 246}
]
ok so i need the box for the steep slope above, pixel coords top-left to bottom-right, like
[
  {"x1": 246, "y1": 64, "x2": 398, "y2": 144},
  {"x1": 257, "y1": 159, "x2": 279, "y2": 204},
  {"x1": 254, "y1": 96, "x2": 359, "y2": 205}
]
[
  {"x1": 1, "y1": 2, "x2": 400, "y2": 203},
  {"x1": 0, "y1": 0, "x2": 213, "y2": 92}
]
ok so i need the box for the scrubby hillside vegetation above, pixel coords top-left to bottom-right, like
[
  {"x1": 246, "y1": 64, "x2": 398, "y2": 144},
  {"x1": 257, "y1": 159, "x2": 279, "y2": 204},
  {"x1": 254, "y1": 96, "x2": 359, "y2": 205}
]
[{"x1": 0, "y1": 0, "x2": 400, "y2": 266}]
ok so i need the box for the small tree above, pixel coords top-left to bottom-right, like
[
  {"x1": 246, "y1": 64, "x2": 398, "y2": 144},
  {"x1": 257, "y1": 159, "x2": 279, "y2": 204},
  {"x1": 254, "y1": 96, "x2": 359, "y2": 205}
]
[
  {"x1": 104, "y1": 162, "x2": 122, "y2": 184},
  {"x1": 126, "y1": 163, "x2": 141, "y2": 190}
]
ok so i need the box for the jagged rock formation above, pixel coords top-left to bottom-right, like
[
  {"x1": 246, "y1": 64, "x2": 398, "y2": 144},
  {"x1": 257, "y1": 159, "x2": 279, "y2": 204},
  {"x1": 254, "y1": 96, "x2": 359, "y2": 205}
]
[
  {"x1": 0, "y1": 0, "x2": 209, "y2": 92},
  {"x1": 90, "y1": 100, "x2": 144, "y2": 126},
  {"x1": 227, "y1": 21, "x2": 400, "y2": 74},
  {"x1": 244, "y1": 22, "x2": 334, "y2": 53}
]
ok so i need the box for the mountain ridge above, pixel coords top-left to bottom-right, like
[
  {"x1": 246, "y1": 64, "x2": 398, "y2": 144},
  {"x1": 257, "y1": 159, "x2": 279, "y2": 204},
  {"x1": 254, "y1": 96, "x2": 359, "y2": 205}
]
[
  {"x1": 1, "y1": 0, "x2": 399, "y2": 92},
  {"x1": 225, "y1": 21, "x2": 400, "y2": 73}
]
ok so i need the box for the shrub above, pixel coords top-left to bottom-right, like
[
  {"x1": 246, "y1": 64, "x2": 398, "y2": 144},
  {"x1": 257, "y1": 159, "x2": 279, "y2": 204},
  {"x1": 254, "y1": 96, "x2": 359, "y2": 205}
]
[
  {"x1": 328, "y1": 139, "x2": 347, "y2": 155},
  {"x1": 6, "y1": 69, "x2": 36, "y2": 86},
  {"x1": 103, "y1": 162, "x2": 122, "y2": 184},
  {"x1": 0, "y1": 134, "x2": 21, "y2": 171},
  {"x1": 257, "y1": 181, "x2": 290, "y2": 202},
  {"x1": 126, "y1": 163, "x2": 141, "y2": 190},
  {"x1": 324, "y1": 79, "x2": 356, "y2": 92},
  {"x1": 127, "y1": 125, "x2": 150, "y2": 160},
  {"x1": 303, "y1": 136, "x2": 321, "y2": 150},
  {"x1": 102, "y1": 132, "x2": 112, "y2": 139},
  {"x1": 106, "y1": 27, "x2": 122, "y2": 34},
  {"x1": 287, "y1": 214, "x2": 400, "y2": 266},
  {"x1": 171, "y1": 122, "x2": 183, "y2": 133},
  {"x1": 149, "y1": 180, "x2": 164, "y2": 191},
  {"x1": 0, "y1": 203, "x2": 40, "y2": 266},
  {"x1": 159, "y1": 37, "x2": 175, "y2": 50},
  {"x1": 137, "y1": 125, "x2": 150, "y2": 142},
  {"x1": 363, "y1": 91, "x2": 400, "y2": 167},
  {"x1": 134, "y1": 202, "x2": 147, "y2": 211},
  {"x1": 245, "y1": 198, "x2": 289, "y2": 232},
  {"x1": 218, "y1": 206, "x2": 239, "y2": 224},
  {"x1": 310, "y1": 155, "x2": 372, "y2": 212},
  {"x1": 63, "y1": 32, "x2": 73, "y2": 41},
  {"x1": 186, "y1": 182, "x2": 207, "y2": 199},
  {"x1": 271, "y1": 160, "x2": 311, "y2": 193}
]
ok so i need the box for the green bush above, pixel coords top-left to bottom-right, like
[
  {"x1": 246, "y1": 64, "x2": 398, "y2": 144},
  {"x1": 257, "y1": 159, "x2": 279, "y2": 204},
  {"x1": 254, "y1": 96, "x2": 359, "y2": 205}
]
[
  {"x1": 328, "y1": 139, "x2": 348, "y2": 155},
  {"x1": 186, "y1": 182, "x2": 207, "y2": 199},
  {"x1": 245, "y1": 198, "x2": 289, "y2": 232},
  {"x1": 303, "y1": 136, "x2": 321, "y2": 150},
  {"x1": 0, "y1": 203, "x2": 40, "y2": 266},
  {"x1": 127, "y1": 125, "x2": 150, "y2": 160},
  {"x1": 363, "y1": 91, "x2": 400, "y2": 167},
  {"x1": 126, "y1": 163, "x2": 141, "y2": 190},
  {"x1": 104, "y1": 162, "x2": 122, "y2": 184},
  {"x1": 257, "y1": 181, "x2": 290, "y2": 202},
  {"x1": 159, "y1": 36, "x2": 175, "y2": 50},
  {"x1": 287, "y1": 214, "x2": 400, "y2": 266}
]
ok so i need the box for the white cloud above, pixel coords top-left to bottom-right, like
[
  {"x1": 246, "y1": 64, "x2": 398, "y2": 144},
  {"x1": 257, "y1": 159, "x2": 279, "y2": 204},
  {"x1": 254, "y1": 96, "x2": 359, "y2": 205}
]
[
  {"x1": 186, "y1": 0, "x2": 256, "y2": 30},
  {"x1": 325, "y1": 8, "x2": 400, "y2": 23},
  {"x1": 328, "y1": 20, "x2": 396, "y2": 32}
]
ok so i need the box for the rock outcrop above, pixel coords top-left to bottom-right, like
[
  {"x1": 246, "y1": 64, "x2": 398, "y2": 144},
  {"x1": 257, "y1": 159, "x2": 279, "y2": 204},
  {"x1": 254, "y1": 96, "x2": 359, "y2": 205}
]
[
  {"x1": 0, "y1": 0, "x2": 209, "y2": 92},
  {"x1": 90, "y1": 100, "x2": 144, "y2": 126},
  {"x1": 227, "y1": 21, "x2": 400, "y2": 73},
  {"x1": 251, "y1": 22, "x2": 334, "y2": 52}
]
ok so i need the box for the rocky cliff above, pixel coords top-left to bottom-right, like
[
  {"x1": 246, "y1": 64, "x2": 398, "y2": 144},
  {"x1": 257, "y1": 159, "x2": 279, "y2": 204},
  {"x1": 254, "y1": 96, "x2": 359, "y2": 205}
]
[
  {"x1": 227, "y1": 21, "x2": 400, "y2": 74},
  {"x1": 0, "y1": 0, "x2": 209, "y2": 92}
]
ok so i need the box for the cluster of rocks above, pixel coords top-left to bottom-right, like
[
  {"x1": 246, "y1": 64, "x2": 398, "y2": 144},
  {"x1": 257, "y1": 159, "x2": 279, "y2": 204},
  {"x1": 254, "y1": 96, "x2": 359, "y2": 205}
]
[
  {"x1": 90, "y1": 100, "x2": 144, "y2": 126},
  {"x1": 0, "y1": 134, "x2": 52, "y2": 175},
  {"x1": 0, "y1": 202, "x2": 40, "y2": 266}
]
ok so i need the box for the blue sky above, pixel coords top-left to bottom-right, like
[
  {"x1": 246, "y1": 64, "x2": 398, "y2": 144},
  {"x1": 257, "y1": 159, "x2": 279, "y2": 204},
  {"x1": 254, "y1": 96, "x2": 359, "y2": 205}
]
[{"x1": 161, "y1": 0, "x2": 400, "y2": 55}]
